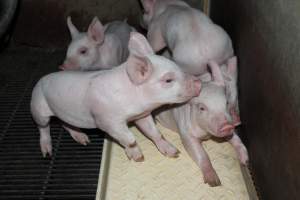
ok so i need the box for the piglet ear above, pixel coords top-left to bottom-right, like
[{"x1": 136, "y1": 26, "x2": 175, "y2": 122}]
[
  {"x1": 126, "y1": 56, "x2": 153, "y2": 85},
  {"x1": 208, "y1": 61, "x2": 225, "y2": 87},
  {"x1": 128, "y1": 32, "x2": 154, "y2": 57},
  {"x1": 126, "y1": 32, "x2": 154, "y2": 85},
  {"x1": 87, "y1": 17, "x2": 104, "y2": 44},
  {"x1": 141, "y1": 0, "x2": 156, "y2": 14},
  {"x1": 226, "y1": 56, "x2": 238, "y2": 81},
  {"x1": 67, "y1": 16, "x2": 79, "y2": 39}
]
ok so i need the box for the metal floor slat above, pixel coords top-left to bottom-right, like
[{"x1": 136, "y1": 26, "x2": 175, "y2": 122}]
[{"x1": 0, "y1": 47, "x2": 105, "y2": 200}]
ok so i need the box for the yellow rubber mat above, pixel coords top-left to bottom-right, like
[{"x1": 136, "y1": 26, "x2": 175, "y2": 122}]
[{"x1": 96, "y1": 123, "x2": 257, "y2": 200}]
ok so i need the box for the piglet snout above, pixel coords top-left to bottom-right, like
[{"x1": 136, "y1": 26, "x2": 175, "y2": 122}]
[
  {"x1": 59, "y1": 63, "x2": 66, "y2": 70},
  {"x1": 219, "y1": 123, "x2": 234, "y2": 137},
  {"x1": 59, "y1": 61, "x2": 72, "y2": 70},
  {"x1": 59, "y1": 58, "x2": 77, "y2": 70}
]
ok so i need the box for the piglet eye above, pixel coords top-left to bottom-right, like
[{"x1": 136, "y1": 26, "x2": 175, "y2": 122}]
[
  {"x1": 160, "y1": 72, "x2": 175, "y2": 87},
  {"x1": 165, "y1": 79, "x2": 173, "y2": 83},
  {"x1": 79, "y1": 47, "x2": 88, "y2": 55},
  {"x1": 197, "y1": 104, "x2": 207, "y2": 112}
]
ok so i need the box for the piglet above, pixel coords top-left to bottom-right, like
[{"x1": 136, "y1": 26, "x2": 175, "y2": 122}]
[
  {"x1": 200, "y1": 56, "x2": 241, "y2": 126},
  {"x1": 60, "y1": 17, "x2": 134, "y2": 70},
  {"x1": 140, "y1": 0, "x2": 233, "y2": 75},
  {"x1": 31, "y1": 32, "x2": 201, "y2": 161},
  {"x1": 156, "y1": 61, "x2": 248, "y2": 186},
  {"x1": 141, "y1": 0, "x2": 240, "y2": 126}
]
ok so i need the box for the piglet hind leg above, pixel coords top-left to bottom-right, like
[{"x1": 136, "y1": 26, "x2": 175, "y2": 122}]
[
  {"x1": 228, "y1": 132, "x2": 249, "y2": 165},
  {"x1": 62, "y1": 123, "x2": 90, "y2": 146},
  {"x1": 98, "y1": 121, "x2": 144, "y2": 162},
  {"x1": 147, "y1": 23, "x2": 167, "y2": 52},
  {"x1": 38, "y1": 125, "x2": 52, "y2": 157},
  {"x1": 31, "y1": 107, "x2": 52, "y2": 157},
  {"x1": 135, "y1": 115, "x2": 179, "y2": 158},
  {"x1": 180, "y1": 133, "x2": 221, "y2": 187},
  {"x1": 32, "y1": 111, "x2": 52, "y2": 157}
]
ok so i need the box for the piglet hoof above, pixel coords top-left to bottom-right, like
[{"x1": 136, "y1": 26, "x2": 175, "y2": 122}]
[
  {"x1": 156, "y1": 138, "x2": 179, "y2": 158},
  {"x1": 238, "y1": 146, "x2": 249, "y2": 166},
  {"x1": 203, "y1": 169, "x2": 221, "y2": 187},
  {"x1": 70, "y1": 132, "x2": 90, "y2": 146},
  {"x1": 135, "y1": 154, "x2": 145, "y2": 162},
  {"x1": 125, "y1": 145, "x2": 144, "y2": 162},
  {"x1": 40, "y1": 139, "x2": 52, "y2": 157}
]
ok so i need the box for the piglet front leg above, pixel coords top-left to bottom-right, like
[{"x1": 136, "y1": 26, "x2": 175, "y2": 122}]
[
  {"x1": 135, "y1": 115, "x2": 179, "y2": 158},
  {"x1": 228, "y1": 132, "x2": 249, "y2": 165},
  {"x1": 180, "y1": 133, "x2": 221, "y2": 187},
  {"x1": 96, "y1": 119, "x2": 144, "y2": 162}
]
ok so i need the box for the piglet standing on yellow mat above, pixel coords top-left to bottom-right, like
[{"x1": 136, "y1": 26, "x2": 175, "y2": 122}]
[{"x1": 30, "y1": 32, "x2": 201, "y2": 162}]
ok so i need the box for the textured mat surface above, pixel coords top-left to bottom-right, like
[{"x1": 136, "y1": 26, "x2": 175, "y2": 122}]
[
  {"x1": 97, "y1": 124, "x2": 251, "y2": 200},
  {"x1": 0, "y1": 47, "x2": 104, "y2": 200}
]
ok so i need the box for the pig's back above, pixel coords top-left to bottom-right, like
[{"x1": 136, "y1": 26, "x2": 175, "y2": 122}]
[
  {"x1": 105, "y1": 21, "x2": 133, "y2": 44},
  {"x1": 105, "y1": 21, "x2": 133, "y2": 61},
  {"x1": 40, "y1": 71, "x2": 98, "y2": 94},
  {"x1": 163, "y1": 6, "x2": 233, "y2": 75}
]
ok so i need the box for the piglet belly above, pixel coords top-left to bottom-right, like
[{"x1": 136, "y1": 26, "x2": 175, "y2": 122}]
[{"x1": 50, "y1": 104, "x2": 96, "y2": 129}]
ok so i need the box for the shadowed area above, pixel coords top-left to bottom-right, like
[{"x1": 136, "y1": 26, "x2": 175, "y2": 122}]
[
  {"x1": 0, "y1": 47, "x2": 105, "y2": 200},
  {"x1": 211, "y1": 0, "x2": 300, "y2": 199}
]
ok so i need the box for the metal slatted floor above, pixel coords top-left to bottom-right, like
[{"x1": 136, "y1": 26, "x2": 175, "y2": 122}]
[{"x1": 0, "y1": 47, "x2": 104, "y2": 200}]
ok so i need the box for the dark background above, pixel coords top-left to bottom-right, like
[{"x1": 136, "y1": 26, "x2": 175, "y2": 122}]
[
  {"x1": 9, "y1": 0, "x2": 204, "y2": 49},
  {"x1": 211, "y1": 1, "x2": 300, "y2": 199}
]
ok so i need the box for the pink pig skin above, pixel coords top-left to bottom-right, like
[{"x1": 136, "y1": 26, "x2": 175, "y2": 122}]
[
  {"x1": 156, "y1": 61, "x2": 248, "y2": 187},
  {"x1": 31, "y1": 32, "x2": 201, "y2": 161},
  {"x1": 60, "y1": 17, "x2": 135, "y2": 71},
  {"x1": 141, "y1": 0, "x2": 240, "y2": 122},
  {"x1": 221, "y1": 57, "x2": 241, "y2": 126},
  {"x1": 140, "y1": 0, "x2": 233, "y2": 75},
  {"x1": 141, "y1": 1, "x2": 245, "y2": 186},
  {"x1": 200, "y1": 56, "x2": 241, "y2": 126}
]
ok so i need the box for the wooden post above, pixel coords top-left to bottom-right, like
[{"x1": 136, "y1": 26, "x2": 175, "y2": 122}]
[{"x1": 203, "y1": 0, "x2": 210, "y2": 16}]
